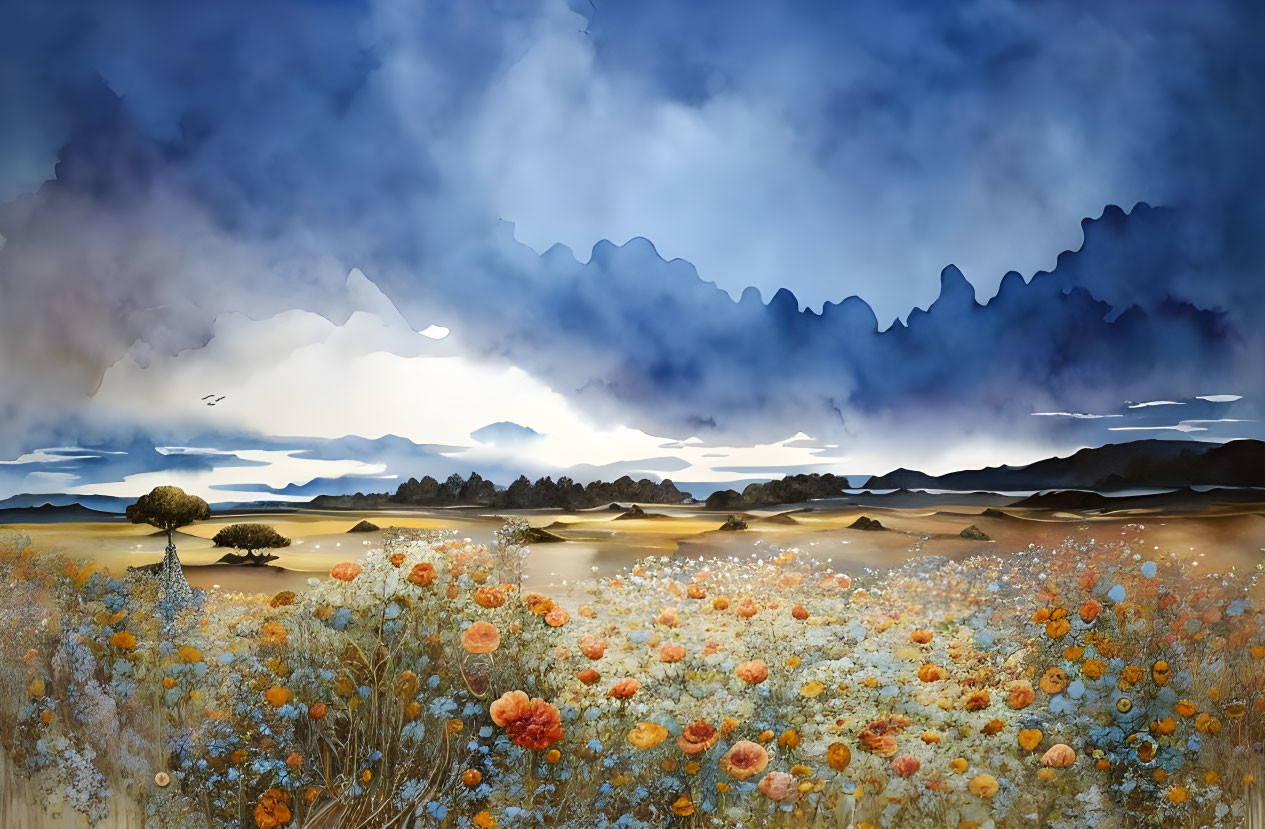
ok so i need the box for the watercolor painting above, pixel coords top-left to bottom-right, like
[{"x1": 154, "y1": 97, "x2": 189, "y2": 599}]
[{"x1": 1, "y1": 0, "x2": 1263, "y2": 826}]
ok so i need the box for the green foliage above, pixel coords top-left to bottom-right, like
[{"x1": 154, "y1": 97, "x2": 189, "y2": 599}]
[
  {"x1": 211, "y1": 523, "x2": 291, "y2": 553},
  {"x1": 124, "y1": 485, "x2": 210, "y2": 534}
]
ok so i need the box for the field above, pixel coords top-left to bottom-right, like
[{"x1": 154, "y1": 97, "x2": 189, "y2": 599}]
[{"x1": 0, "y1": 496, "x2": 1263, "y2": 827}]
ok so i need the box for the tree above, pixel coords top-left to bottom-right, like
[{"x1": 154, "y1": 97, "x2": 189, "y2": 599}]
[
  {"x1": 126, "y1": 485, "x2": 211, "y2": 544},
  {"x1": 212, "y1": 523, "x2": 292, "y2": 564},
  {"x1": 125, "y1": 486, "x2": 210, "y2": 619}
]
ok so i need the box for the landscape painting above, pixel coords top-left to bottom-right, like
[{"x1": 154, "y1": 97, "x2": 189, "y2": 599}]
[{"x1": 2, "y1": 1, "x2": 1264, "y2": 827}]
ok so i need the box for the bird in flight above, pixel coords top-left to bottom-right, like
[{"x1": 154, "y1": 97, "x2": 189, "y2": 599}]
[{"x1": 201, "y1": 394, "x2": 215, "y2": 400}]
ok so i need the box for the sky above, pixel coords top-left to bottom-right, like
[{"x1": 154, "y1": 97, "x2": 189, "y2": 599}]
[{"x1": 1, "y1": 0, "x2": 1263, "y2": 503}]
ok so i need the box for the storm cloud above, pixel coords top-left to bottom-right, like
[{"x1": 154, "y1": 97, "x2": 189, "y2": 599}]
[{"x1": 1, "y1": 0, "x2": 1262, "y2": 477}]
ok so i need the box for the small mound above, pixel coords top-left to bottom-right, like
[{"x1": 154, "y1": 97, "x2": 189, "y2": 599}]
[
  {"x1": 848, "y1": 515, "x2": 885, "y2": 531},
  {"x1": 347, "y1": 520, "x2": 380, "y2": 533},
  {"x1": 614, "y1": 505, "x2": 669, "y2": 520},
  {"x1": 980, "y1": 508, "x2": 1011, "y2": 520},
  {"x1": 718, "y1": 514, "x2": 748, "y2": 532},
  {"x1": 519, "y1": 527, "x2": 566, "y2": 543},
  {"x1": 755, "y1": 512, "x2": 799, "y2": 525},
  {"x1": 959, "y1": 524, "x2": 991, "y2": 541},
  {"x1": 215, "y1": 552, "x2": 281, "y2": 566}
]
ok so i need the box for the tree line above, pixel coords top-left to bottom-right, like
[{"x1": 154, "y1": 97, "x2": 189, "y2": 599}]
[{"x1": 310, "y1": 472, "x2": 693, "y2": 510}]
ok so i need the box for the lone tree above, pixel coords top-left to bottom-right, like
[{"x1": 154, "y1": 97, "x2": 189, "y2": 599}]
[
  {"x1": 212, "y1": 523, "x2": 291, "y2": 565},
  {"x1": 126, "y1": 486, "x2": 210, "y2": 618}
]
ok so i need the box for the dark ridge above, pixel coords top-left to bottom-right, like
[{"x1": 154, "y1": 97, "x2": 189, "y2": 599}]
[
  {"x1": 1012, "y1": 487, "x2": 1265, "y2": 513},
  {"x1": 865, "y1": 440, "x2": 1265, "y2": 492},
  {"x1": 849, "y1": 516, "x2": 885, "y2": 531},
  {"x1": 980, "y1": 508, "x2": 1012, "y2": 519},
  {"x1": 0, "y1": 503, "x2": 118, "y2": 524}
]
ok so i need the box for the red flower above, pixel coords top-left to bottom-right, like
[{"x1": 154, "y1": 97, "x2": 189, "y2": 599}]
[{"x1": 489, "y1": 690, "x2": 564, "y2": 751}]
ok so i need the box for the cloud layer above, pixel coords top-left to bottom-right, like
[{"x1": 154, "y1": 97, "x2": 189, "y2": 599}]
[{"x1": 1, "y1": 0, "x2": 1262, "y2": 483}]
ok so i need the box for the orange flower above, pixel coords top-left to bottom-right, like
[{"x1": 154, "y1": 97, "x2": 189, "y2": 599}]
[
  {"x1": 1079, "y1": 599, "x2": 1102, "y2": 623},
  {"x1": 259, "y1": 620, "x2": 287, "y2": 648},
  {"x1": 253, "y1": 789, "x2": 291, "y2": 829},
  {"x1": 859, "y1": 717, "x2": 907, "y2": 757},
  {"x1": 892, "y1": 754, "x2": 921, "y2": 778},
  {"x1": 1039, "y1": 667, "x2": 1069, "y2": 694},
  {"x1": 659, "y1": 642, "x2": 686, "y2": 663},
  {"x1": 330, "y1": 562, "x2": 362, "y2": 582},
  {"x1": 711, "y1": 597, "x2": 730, "y2": 611},
  {"x1": 265, "y1": 686, "x2": 291, "y2": 707},
  {"x1": 308, "y1": 702, "x2": 328, "y2": 720},
  {"x1": 827, "y1": 742, "x2": 852, "y2": 771},
  {"x1": 524, "y1": 592, "x2": 555, "y2": 616},
  {"x1": 672, "y1": 795, "x2": 695, "y2": 817},
  {"x1": 1082, "y1": 659, "x2": 1107, "y2": 680},
  {"x1": 963, "y1": 690, "x2": 991, "y2": 711},
  {"x1": 286, "y1": 752, "x2": 303, "y2": 769},
  {"x1": 408, "y1": 562, "x2": 436, "y2": 586},
  {"x1": 657, "y1": 607, "x2": 681, "y2": 627},
  {"x1": 608, "y1": 678, "x2": 640, "y2": 699},
  {"x1": 489, "y1": 690, "x2": 564, "y2": 750},
  {"x1": 678, "y1": 721, "x2": 720, "y2": 755},
  {"x1": 474, "y1": 586, "x2": 506, "y2": 608},
  {"x1": 720, "y1": 741, "x2": 769, "y2": 780},
  {"x1": 736, "y1": 659, "x2": 769, "y2": 685},
  {"x1": 111, "y1": 631, "x2": 137, "y2": 650},
  {"x1": 1007, "y1": 681, "x2": 1035, "y2": 710},
  {"x1": 462, "y1": 769, "x2": 483, "y2": 787},
  {"x1": 544, "y1": 607, "x2": 570, "y2": 627},
  {"x1": 628, "y1": 722, "x2": 669, "y2": 749},
  {"x1": 910, "y1": 629, "x2": 934, "y2": 644},
  {"x1": 918, "y1": 663, "x2": 948, "y2": 682},
  {"x1": 462, "y1": 621, "x2": 501, "y2": 654},
  {"x1": 473, "y1": 811, "x2": 495, "y2": 829},
  {"x1": 791, "y1": 605, "x2": 809, "y2": 620},
  {"x1": 389, "y1": 552, "x2": 406, "y2": 567},
  {"x1": 578, "y1": 668, "x2": 600, "y2": 685},
  {"x1": 1018, "y1": 729, "x2": 1043, "y2": 750},
  {"x1": 578, "y1": 634, "x2": 608, "y2": 660},
  {"x1": 736, "y1": 598, "x2": 759, "y2": 618}
]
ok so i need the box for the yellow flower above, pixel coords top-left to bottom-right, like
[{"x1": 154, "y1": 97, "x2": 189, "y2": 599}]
[
  {"x1": 671, "y1": 795, "x2": 695, "y2": 817},
  {"x1": 628, "y1": 722, "x2": 669, "y2": 750},
  {"x1": 799, "y1": 680, "x2": 825, "y2": 698},
  {"x1": 473, "y1": 811, "x2": 496, "y2": 829},
  {"x1": 177, "y1": 645, "x2": 203, "y2": 664}
]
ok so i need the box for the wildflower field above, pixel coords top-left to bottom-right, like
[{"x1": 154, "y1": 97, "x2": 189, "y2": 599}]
[{"x1": 0, "y1": 519, "x2": 1262, "y2": 828}]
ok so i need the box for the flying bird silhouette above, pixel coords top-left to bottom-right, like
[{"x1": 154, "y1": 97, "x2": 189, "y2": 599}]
[{"x1": 200, "y1": 394, "x2": 215, "y2": 400}]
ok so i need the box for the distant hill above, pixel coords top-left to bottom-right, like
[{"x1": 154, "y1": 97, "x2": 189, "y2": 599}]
[
  {"x1": 705, "y1": 473, "x2": 853, "y2": 510},
  {"x1": 310, "y1": 472, "x2": 692, "y2": 511},
  {"x1": 864, "y1": 439, "x2": 1265, "y2": 492},
  {"x1": 0, "y1": 503, "x2": 120, "y2": 524}
]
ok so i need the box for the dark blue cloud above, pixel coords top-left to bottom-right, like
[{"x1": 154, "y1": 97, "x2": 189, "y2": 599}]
[{"x1": 1, "y1": 0, "x2": 1262, "y2": 468}]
